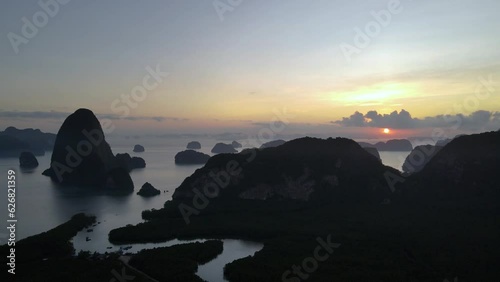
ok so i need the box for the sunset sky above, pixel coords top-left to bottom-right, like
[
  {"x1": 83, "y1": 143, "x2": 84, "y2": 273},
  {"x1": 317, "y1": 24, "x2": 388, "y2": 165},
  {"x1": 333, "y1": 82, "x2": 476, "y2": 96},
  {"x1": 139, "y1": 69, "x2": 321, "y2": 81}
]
[{"x1": 1, "y1": 0, "x2": 499, "y2": 139}]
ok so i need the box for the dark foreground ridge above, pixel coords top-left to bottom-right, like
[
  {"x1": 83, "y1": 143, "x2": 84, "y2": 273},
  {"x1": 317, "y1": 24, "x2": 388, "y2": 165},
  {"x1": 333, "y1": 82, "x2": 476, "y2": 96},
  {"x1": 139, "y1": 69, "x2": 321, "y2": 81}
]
[
  {"x1": 174, "y1": 137, "x2": 399, "y2": 203},
  {"x1": 402, "y1": 144, "x2": 443, "y2": 174},
  {"x1": 400, "y1": 130, "x2": 500, "y2": 198},
  {"x1": 109, "y1": 133, "x2": 500, "y2": 281}
]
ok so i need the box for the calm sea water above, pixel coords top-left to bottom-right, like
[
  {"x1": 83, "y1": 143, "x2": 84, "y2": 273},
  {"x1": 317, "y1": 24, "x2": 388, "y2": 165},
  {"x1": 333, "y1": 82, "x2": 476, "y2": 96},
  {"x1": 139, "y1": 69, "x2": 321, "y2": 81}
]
[
  {"x1": 0, "y1": 137, "x2": 265, "y2": 282},
  {"x1": 379, "y1": 151, "x2": 410, "y2": 172},
  {"x1": 0, "y1": 142, "x2": 203, "y2": 241},
  {"x1": 0, "y1": 137, "x2": 409, "y2": 281}
]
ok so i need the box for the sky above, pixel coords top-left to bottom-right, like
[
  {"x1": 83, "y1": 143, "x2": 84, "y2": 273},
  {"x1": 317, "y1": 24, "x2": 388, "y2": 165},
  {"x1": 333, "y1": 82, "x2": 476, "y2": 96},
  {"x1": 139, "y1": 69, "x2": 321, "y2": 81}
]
[{"x1": 1, "y1": 0, "x2": 499, "y2": 140}]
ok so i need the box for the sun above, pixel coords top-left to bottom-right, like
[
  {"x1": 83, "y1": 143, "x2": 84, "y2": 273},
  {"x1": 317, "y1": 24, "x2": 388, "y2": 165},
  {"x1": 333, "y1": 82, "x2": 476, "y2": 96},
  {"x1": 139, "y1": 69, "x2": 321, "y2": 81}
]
[{"x1": 383, "y1": 128, "x2": 390, "y2": 134}]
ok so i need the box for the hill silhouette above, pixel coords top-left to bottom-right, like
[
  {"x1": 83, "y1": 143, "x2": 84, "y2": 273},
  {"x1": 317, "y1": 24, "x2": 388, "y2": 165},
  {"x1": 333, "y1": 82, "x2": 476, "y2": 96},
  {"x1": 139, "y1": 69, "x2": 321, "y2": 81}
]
[
  {"x1": 173, "y1": 137, "x2": 399, "y2": 203},
  {"x1": 359, "y1": 139, "x2": 413, "y2": 151},
  {"x1": 0, "y1": 126, "x2": 56, "y2": 154},
  {"x1": 401, "y1": 131, "x2": 500, "y2": 198}
]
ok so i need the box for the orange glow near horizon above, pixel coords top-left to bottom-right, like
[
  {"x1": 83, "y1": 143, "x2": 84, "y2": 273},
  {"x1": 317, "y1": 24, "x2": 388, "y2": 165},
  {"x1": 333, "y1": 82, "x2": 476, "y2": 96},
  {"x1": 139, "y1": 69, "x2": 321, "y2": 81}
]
[{"x1": 383, "y1": 128, "x2": 391, "y2": 134}]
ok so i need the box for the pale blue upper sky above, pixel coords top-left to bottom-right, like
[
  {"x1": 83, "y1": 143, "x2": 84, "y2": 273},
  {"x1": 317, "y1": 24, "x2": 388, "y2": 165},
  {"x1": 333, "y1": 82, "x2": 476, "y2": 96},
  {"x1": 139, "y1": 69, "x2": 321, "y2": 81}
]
[{"x1": 1, "y1": 0, "x2": 499, "y2": 137}]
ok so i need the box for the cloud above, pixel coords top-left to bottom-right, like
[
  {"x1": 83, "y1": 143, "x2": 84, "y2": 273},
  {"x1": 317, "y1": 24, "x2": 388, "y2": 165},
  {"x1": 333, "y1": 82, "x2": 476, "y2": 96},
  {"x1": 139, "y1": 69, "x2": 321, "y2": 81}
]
[
  {"x1": 0, "y1": 110, "x2": 71, "y2": 120},
  {"x1": 251, "y1": 121, "x2": 287, "y2": 127},
  {"x1": 334, "y1": 111, "x2": 366, "y2": 127},
  {"x1": 0, "y1": 110, "x2": 188, "y2": 122},
  {"x1": 333, "y1": 109, "x2": 500, "y2": 130},
  {"x1": 105, "y1": 115, "x2": 188, "y2": 122}
]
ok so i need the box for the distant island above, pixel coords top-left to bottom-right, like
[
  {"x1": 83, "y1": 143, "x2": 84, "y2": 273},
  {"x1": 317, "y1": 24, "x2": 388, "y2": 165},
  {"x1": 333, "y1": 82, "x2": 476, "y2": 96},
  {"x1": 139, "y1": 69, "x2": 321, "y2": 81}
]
[
  {"x1": 232, "y1": 141, "x2": 242, "y2": 148},
  {"x1": 175, "y1": 150, "x2": 211, "y2": 165},
  {"x1": 137, "y1": 182, "x2": 161, "y2": 197},
  {"x1": 187, "y1": 141, "x2": 202, "y2": 150},
  {"x1": 211, "y1": 143, "x2": 237, "y2": 154},
  {"x1": 0, "y1": 126, "x2": 56, "y2": 157},
  {"x1": 19, "y1": 151, "x2": 39, "y2": 168},
  {"x1": 359, "y1": 139, "x2": 413, "y2": 151},
  {"x1": 133, "y1": 144, "x2": 145, "y2": 152},
  {"x1": 0, "y1": 135, "x2": 33, "y2": 158},
  {"x1": 0, "y1": 126, "x2": 56, "y2": 151},
  {"x1": 116, "y1": 153, "x2": 146, "y2": 171},
  {"x1": 260, "y1": 139, "x2": 286, "y2": 149}
]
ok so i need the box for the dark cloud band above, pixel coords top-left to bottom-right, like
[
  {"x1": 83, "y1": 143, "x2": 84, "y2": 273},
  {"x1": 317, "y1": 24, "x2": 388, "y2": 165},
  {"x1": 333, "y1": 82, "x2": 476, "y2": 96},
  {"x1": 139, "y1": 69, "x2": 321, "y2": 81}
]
[
  {"x1": 333, "y1": 109, "x2": 500, "y2": 130},
  {"x1": 0, "y1": 110, "x2": 187, "y2": 123}
]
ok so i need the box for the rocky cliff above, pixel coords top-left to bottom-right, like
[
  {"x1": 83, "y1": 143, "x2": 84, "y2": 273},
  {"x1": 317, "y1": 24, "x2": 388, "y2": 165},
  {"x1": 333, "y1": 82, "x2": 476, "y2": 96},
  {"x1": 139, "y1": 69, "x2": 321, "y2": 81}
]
[{"x1": 42, "y1": 109, "x2": 134, "y2": 191}]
